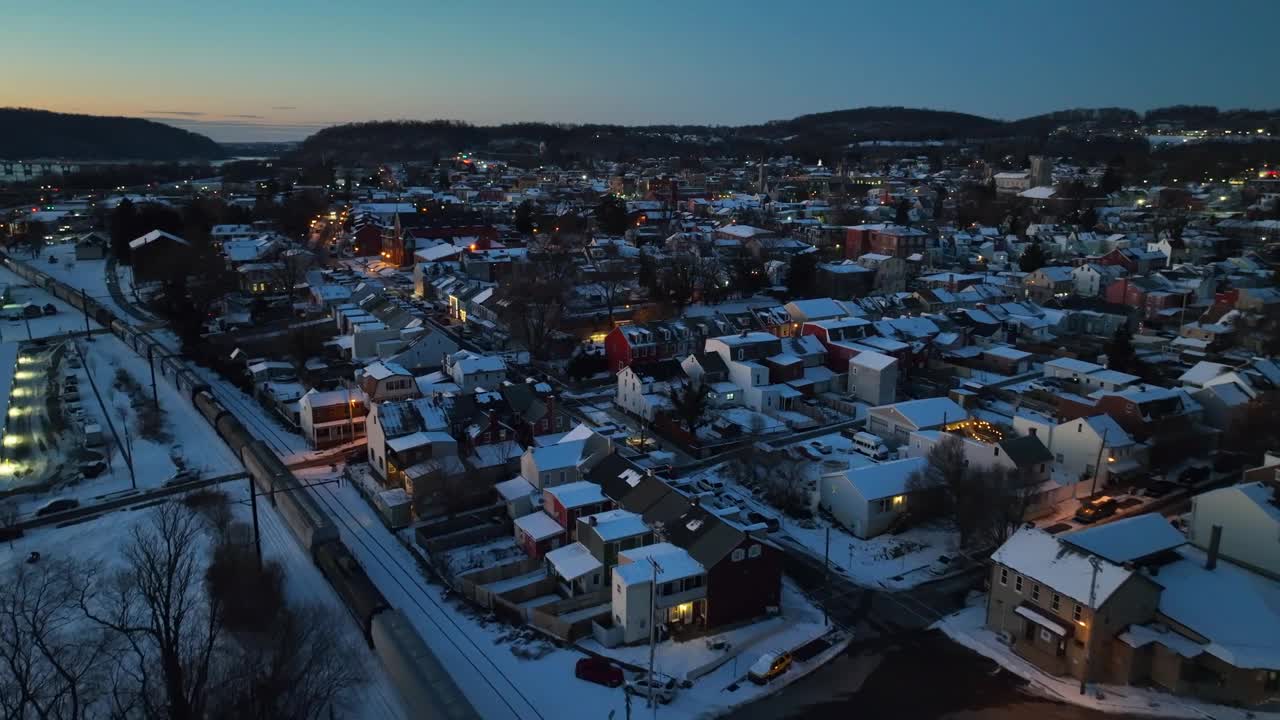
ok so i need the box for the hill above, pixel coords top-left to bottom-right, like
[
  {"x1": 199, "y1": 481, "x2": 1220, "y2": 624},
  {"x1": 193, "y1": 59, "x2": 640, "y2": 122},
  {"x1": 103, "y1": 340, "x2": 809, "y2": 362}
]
[{"x1": 0, "y1": 108, "x2": 225, "y2": 161}]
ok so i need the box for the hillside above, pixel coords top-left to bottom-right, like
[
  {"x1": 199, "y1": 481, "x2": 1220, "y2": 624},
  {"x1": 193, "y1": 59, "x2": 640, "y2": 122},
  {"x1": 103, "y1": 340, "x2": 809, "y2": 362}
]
[{"x1": 0, "y1": 108, "x2": 225, "y2": 161}]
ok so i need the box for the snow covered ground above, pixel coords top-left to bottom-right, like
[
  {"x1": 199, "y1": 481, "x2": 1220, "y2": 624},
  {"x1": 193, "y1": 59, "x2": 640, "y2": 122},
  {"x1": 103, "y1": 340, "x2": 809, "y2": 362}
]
[
  {"x1": 935, "y1": 600, "x2": 1280, "y2": 720},
  {"x1": 0, "y1": 480, "x2": 406, "y2": 720},
  {"x1": 0, "y1": 263, "x2": 104, "y2": 340},
  {"x1": 691, "y1": 433, "x2": 961, "y2": 590},
  {"x1": 12, "y1": 333, "x2": 242, "y2": 519},
  {"x1": 39, "y1": 242, "x2": 153, "y2": 322}
]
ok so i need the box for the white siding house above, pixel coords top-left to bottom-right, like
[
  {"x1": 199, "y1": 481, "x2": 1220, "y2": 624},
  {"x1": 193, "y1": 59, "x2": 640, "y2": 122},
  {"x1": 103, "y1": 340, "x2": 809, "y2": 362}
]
[{"x1": 819, "y1": 458, "x2": 926, "y2": 539}]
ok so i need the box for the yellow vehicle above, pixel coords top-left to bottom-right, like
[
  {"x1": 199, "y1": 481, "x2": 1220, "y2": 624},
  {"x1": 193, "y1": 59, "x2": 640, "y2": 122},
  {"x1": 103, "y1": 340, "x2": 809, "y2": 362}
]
[
  {"x1": 1074, "y1": 495, "x2": 1118, "y2": 524},
  {"x1": 748, "y1": 651, "x2": 793, "y2": 684}
]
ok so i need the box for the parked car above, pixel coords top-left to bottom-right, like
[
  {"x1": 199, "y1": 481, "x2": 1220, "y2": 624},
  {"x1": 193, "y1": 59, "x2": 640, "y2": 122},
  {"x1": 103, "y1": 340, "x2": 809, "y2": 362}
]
[
  {"x1": 624, "y1": 675, "x2": 676, "y2": 703},
  {"x1": 928, "y1": 554, "x2": 955, "y2": 576},
  {"x1": 1142, "y1": 480, "x2": 1179, "y2": 499},
  {"x1": 746, "y1": 511, "x2": 780, "y2": 533},
  {"x1": 1074, "y1": 495, "x2": 1118, "y2": 524},
  {"x1": 574, "y1": 657, "x2": 623, "y2": 688},
  {"x1": 79, "y1": 460, "x2": 107, "y2": 478},
  {"x1": 35, "y1": 498, "x2": 79, "y2": 517},
  {"x1": 748, "y1": 651, "x2": 793, "y2": 684},
  {"x1": 42, "y1": 303, "x2": 57, "y2": 316},
  {"x1": 1177, "y1": 465, "x2": 1210, "y2": 485}
]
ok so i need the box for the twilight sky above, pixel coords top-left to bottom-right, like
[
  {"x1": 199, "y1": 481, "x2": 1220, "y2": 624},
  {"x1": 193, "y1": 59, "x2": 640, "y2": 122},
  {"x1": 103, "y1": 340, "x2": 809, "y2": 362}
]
[{"x1": 3, "y1": 0, "x2": 1277, "y2": 143}]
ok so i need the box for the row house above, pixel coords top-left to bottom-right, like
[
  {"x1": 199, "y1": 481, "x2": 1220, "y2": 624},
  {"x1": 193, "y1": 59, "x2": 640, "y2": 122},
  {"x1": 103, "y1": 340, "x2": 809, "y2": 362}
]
[
  {"x1": 299, "y1": 387, "x2": 368, "y2": 449},
  {"x1": 988, "y1": 515, "x2": 1280, "y2": 707}
]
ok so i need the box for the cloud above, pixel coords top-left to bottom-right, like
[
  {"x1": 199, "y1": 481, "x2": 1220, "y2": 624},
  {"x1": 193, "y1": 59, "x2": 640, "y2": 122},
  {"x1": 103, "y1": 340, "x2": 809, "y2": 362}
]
[
  {"x1": 229, "y1": 114, "x2": 265, "y2": 119},
  {"x1": 271, "y1": 106, "x2": 297, "y2": 111},
  {"x1": 144, "y1": 110, "x2": 205, "y2": 116}
]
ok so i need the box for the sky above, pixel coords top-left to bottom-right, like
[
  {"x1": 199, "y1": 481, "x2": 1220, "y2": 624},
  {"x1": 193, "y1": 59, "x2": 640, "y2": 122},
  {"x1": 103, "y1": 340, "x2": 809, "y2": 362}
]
[{"x1": 3, "y1": 0, "x2": 1278, "y2": 143}]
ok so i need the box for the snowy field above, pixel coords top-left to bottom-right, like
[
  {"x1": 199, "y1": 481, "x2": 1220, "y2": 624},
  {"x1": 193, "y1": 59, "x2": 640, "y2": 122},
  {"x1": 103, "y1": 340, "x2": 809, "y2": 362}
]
[
  {"x1": 12, "y1": 333, "x2": 242, "y2": 519},
  {"x1": 40, "y1": 242, "x2": 154, "y2": 322},
  {"x1": 935, "y1": 601, "x2": 1280, "y2": 720},
  {"x1": 0, "y1": 483, "x2": 407, "y2": 720},
  {"x1": 0, "y1": 263, "x2": 105, "y2": 340}
]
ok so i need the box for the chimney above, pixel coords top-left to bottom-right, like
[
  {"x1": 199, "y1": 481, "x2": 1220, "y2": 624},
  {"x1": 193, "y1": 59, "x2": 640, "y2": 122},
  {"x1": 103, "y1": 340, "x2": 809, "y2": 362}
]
[
  {"x1": 1205, "y1": 525, "x2": 1222, "y2": 570},
  {"x1": 588, "y1": 515, "x2": 597, "y2": 527}
]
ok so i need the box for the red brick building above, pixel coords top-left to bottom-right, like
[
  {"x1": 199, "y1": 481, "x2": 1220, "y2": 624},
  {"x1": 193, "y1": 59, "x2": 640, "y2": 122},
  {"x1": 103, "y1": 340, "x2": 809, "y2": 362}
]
[{"x1": 844, "y1": 224, "x2": 928, "y2": 259}]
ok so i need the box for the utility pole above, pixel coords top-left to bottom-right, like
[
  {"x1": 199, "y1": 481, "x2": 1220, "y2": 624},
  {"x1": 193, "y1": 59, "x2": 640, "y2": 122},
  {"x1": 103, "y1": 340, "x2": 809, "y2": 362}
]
[
  {"x1": 646, "y1": 556, "x2": 664, "y2": 714},
  {"x1": 116, "y1": 405, "x2": 136, "y2": 491},
  {"x1": 248, "y1": 475, "x2": 262, "y2": 564},
  {"x1": 147, "y1": 346, "x2": 158, "y2": 408},
  {"x1": 1080, "y1": 556, "x2": 1102, "y2": 695},
  {"x1": 80, "y1": 288, "x2": 90, "y2": 338},
  {"x1": 823, "y1": 526, "x2": 831, "y2": 626},
  {"x1": 1089, "y1": 427, "x2": 1110, "y2": 499}
]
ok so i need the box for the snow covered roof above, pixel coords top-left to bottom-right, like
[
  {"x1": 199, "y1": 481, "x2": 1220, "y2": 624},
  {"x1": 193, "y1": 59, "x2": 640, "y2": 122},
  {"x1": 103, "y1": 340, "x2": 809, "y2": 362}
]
[
  {"x1": 614, "y1": 543, "x2": 704, "y2": 586},
  {"x1": 494, "y1": 476, "x2": 535, "y2": 502},
  {"x1": 849, "y1": 350, "x2": 895, "y2": 371},
  {"x1": 514, "y1": 511, "x2": 564, "y2": 542},
  {"x1": 1155, "y1": 547, "x2": 1280, "y2": 670},
  {"x1": 1044, "y1": 357, "x2": 1104, "y2": 375},
  {"x1": 362, "y1": 360, "x2": 411, "y2": 380},
  {"x1": 530, "y1": 439, "x2": 585, "y2": 471},
  {"x1": 581, "y1": 509, "x2": 649, "y2": 541},
  {"x1": 128, "y1": 229, "x2": 188, "y2": 250},
  {"x1": 843, "y1": 457, "x2": 927, "y2": 501},
  {"x1": 544, "y1": 480, "x2": 606, "y2": 509},
  {"x1": 872, "y1": 397, "x2": 967, "y2": 429},
  {"x1": 545, "y1": 542, "x2": 602, "y2": 582},
  {"x1": 1060, "y1": 514, "x2": 1185, "y2": 564},
  {"x1": 992, "y1": 528, "x2": 1134, "y2": 607},
  {"x1": 1177, "y1": 360, "x2": 1230, "y2": 388}
]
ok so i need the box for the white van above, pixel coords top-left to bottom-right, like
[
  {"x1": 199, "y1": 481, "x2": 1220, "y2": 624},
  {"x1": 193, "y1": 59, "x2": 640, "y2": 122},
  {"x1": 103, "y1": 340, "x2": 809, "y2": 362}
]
[{"x1": 852, "y1": 431, "x2": 889, "y2": 461}]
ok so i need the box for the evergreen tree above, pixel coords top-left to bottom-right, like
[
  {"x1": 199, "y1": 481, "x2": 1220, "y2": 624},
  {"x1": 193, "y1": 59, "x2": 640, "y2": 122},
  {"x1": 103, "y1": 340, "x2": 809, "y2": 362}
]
[
  {"x1": 895, "y1": 198, "x2": 912, "y2": 226},
  {"x1": 1018, "y1": 242, "x2": 1047, "y2": 273},
  {"x1": 1105, "y1": 325, "x2": 1137, "y2": 371},
  {"x1": 787, "y1": 252, "x2": 819, "y2": 299},
  {"x1": 595, "y1": 195, "x2": 629, "y2": 236},
  {"x1": 514, "y1": 200, "x2": 535, "y2": 235}
]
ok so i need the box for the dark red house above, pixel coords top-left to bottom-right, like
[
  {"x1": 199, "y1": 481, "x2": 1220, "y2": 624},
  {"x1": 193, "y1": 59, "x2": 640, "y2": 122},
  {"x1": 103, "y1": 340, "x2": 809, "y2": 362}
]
[
  {"x1": 664, "y1": 504, "x2": 783, "y2": 629},
  {"x1": 844, "y1": 224, "x2": 928, "y2": 259},
  {"x1": 542, "y1": 482, "x2": 613, "y2": 539},
  {"x1": 1103, "y1": 277, "x2": 1188, "y2": 318}
]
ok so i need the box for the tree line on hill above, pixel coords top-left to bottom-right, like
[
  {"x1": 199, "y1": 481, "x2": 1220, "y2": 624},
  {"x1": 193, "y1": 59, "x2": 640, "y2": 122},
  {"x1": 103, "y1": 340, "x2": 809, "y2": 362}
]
[{"x1": 0, "y1": 108, "x2": 224, "y2": 161}]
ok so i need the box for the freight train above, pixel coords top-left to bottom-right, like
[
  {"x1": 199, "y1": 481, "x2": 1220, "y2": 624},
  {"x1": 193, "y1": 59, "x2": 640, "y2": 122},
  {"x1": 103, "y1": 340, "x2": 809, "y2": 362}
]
[{"x1": 2, "y1": 254, "x2": 478, "y2": 720}]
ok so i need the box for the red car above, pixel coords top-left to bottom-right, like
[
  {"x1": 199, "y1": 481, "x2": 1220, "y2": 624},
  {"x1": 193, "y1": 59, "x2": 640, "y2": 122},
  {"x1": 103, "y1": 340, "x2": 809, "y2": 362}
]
[{"x1": 575, "y1": 657, "x2": 623, "y2": 688}]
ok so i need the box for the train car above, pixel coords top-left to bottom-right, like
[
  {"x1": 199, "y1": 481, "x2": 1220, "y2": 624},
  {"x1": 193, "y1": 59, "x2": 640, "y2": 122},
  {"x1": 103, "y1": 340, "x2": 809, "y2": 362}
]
[
  {"x1": 240, "y1": 441, "x2": 338, "y2": 552},
  {"x1": 194, "y1": 390, "x2": 227, "y2": 426},
  {"x1": 313, "y1": 542, "x2": 389, "y2": 642},
  {"x1": 173, "y1": 369, "x2": 208, "y2": 398},
  {"x1": 215, "y1": 412, "x2": 255, "y2": 456},
  {"x1": 273, "y1": 472, "x2": 339, "y2": 551},
  {"x1": 370, "y1": 609, "x2": 481, "y2": 720}
]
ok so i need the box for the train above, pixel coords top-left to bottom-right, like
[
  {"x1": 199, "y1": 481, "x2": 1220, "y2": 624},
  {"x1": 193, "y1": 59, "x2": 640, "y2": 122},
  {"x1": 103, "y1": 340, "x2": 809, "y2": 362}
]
[{"x1": 1, "y1": 253, "x2": 478, "y2": 720}]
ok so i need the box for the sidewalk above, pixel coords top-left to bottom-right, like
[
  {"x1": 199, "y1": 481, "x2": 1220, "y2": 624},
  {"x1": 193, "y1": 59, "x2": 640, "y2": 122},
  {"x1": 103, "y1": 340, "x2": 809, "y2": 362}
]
[{"x1": 933, "y1": 601, "x2": 1280, "y2": 720}]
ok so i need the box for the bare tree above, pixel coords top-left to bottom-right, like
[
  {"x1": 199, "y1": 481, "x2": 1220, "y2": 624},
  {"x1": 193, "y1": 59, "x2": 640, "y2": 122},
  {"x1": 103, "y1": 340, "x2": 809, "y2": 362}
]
[
  {"x1": 79, "y1": 501, "x2": 222, "y2": 720},
  {"x1": 0, "y1": 558, "x2": 114, "y2": 720},
  {"x1": 497, "y1": 265, "x2": 568, "y2": 361},
  {"x1": 908, "y1": 436, "x2": 1041, "y2": 549},
  {"x1": 273, "y1": 250, "x2": 316, "y2": 303},
  {"x1": 209, "y1": 604, "x2": 365, "y2": 720},
  {"x1": 0, "y1": 499, "x2": 19, "y2": 548}
]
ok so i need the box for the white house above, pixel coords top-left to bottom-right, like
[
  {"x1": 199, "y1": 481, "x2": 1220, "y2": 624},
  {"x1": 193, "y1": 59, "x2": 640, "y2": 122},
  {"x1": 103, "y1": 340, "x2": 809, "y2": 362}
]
[
  {"x1": 848, "y1": 350, "x2": 897, "y2": 405},
  {"x1": 611, "y1": 543, "x2": 706, "y2": 645},
  {"x1": 1071, "y1": 263, "x2": 1124, "y2": 298},
  {"x1": 614, "y1": 366, "x2": 672, "y2": 422},
  {"x1": 519, "y1": 431, "x2": 608, "y2": 490},
  {"x1": 1011, "y1": 413, "x2": 1142, "y2": 485},
  {"x1": 704, "y1": 332, "x2": 794, "y2": 414},
  {"x1": 819, "y1": 457, "x2": 927, "y2": 539},
  {"x1": 1187, "y1": 482, "x2": 1280, "y2": 581},
  {"x1": 444, "y1": 350, "x2": 506, "y2": 392},
  {"x1": 545, "y1": 542, "x2": 604, "y2": 597},
  {"x1": 385, "y1": 328, "x2": 460, "y2": 372},
  {"x1": 866, "y1": 397, "x2": 967, "y2": 448}
]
